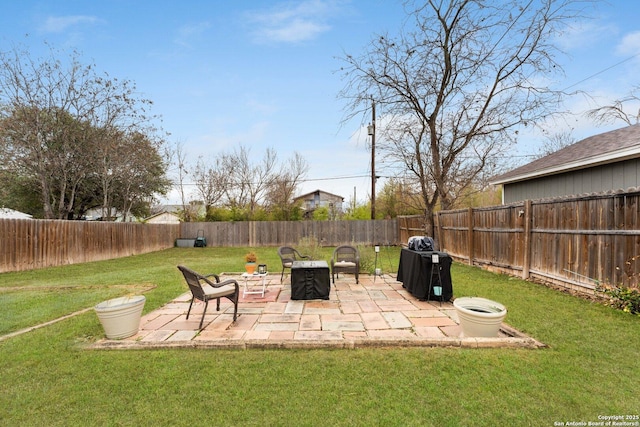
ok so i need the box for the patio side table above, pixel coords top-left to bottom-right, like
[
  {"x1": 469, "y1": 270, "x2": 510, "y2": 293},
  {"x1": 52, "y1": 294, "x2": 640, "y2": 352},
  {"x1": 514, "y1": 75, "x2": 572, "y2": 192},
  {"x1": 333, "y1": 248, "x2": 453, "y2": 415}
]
[{"x1": 241, "y1": 272, "x2": 268, "y2": 298}]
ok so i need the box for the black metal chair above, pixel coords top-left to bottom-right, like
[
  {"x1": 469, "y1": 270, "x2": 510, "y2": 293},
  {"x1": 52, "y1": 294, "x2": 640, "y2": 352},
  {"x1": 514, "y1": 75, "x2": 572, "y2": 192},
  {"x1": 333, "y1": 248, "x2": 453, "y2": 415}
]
[
  {"x1": 331, "y1": 245, "x2": 360, "y2": 284},
  {"x1": 277, "y1": 246, "x2": 310, "y2": 283},
  {"x1": 177, "y1": 265, "x2": 239, "y2": 329}
]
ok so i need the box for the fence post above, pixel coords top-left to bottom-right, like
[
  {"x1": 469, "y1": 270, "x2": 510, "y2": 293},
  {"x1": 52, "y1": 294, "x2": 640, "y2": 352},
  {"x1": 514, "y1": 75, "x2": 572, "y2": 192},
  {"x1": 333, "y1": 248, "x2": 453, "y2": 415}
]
[
  {"x1": 248, "y1": 221, "x2": 256, "y2": 247},
  {"x1": 467, "y1": 207, "x2": 474, "y2": 266},
  {"x1": 435, "y1": 211, "x2": 443, "y2": 251},
  {"x1": 522, "y1": 200, "x2": 532, "y2": 279}
]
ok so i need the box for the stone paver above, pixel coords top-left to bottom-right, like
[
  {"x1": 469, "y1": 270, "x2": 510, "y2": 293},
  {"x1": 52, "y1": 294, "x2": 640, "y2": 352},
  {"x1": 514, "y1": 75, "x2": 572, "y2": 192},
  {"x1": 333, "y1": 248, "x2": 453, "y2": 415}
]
[
  {"x1": 166, "y1": 330, "x2": 199, "y2": 341},
  {"x1": 140, "y1": 314, "x2": 178, "y2": 330},
  {"x1": 358, "y1": 300, "x2": 382, "y2": 313},
  {"x1": 322, "y1": 321, "x2": 365, "y2": 331},
  {"x1": 295, "y1": 331, "x2": 343, "y2": 340},
  {"x1": 414, "y1": 326, "x2": 447, "y2": 338},
  {"x1": 381, "y1": 312, "x2": 412, "y2": 329},
  {"x1": 299, "y1": 314, "x2": 322, "y2": 331},
  {"x1": 360, "y1": 312, "x2": 390, "y2": 330},
  {"x1": 254, "y1": 322, "x2": 299, "y2": 331},
  {"x1": 338, "y1": 301, "x2": 362, "y2": 314},
  {"x1": 409, "y1": 316, "x2": 457, "y2": 327},
  {"x1": 268, "y1": 331, "x2": 295, "y2": 340},
  {"x1": 91, "y1": 274, "x2": 545, "y2": 350},
  {"x1": 141, "y1": 330, "x2": 175, "y2": 341},
  {"x1": 284, "y1": 301, "x2": 304, "y2": 314},
  {"x1": 244, "y1": 330, "x2": 270, "y2": 340},
  {"x1": 259, "y1": 314, "x2": 301, "y2": 323}
]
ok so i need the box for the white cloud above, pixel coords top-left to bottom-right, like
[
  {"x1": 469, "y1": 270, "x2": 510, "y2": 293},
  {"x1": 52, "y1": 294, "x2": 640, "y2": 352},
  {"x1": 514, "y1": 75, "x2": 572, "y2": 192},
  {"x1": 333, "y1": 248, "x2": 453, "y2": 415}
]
[
  {"x1": 40, "y1": 15, "x2": 99, "y2": 33},
  {"x1": 554, "y1": 20, "x2": 617, "y2": 52},
  {"x1": 245, "y1": 0, "x2": 344, "y2": 44},
  {"x1": 260, "y1": 18, "x2": 330, "y2": 43},
  {"x1": 616, "y1": 31, "x2": 640, "y2": 56},
  {"x1": 174, "y1": 22, "x2": 211, "y2": 49}
]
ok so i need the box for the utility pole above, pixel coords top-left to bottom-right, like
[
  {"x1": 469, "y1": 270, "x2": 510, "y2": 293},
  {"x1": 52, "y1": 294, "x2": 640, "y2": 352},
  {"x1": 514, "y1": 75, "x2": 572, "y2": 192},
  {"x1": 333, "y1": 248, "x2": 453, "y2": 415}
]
[{"x1": 368, "y1": 100, "x2": 376, "y2": 220}]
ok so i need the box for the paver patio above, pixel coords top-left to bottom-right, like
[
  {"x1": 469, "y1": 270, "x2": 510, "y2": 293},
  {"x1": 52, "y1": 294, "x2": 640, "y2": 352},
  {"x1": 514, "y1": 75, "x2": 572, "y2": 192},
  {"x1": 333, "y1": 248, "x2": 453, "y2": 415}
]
[{"x1": 91, "y1": 274, "x2": 545, "y2": 350}]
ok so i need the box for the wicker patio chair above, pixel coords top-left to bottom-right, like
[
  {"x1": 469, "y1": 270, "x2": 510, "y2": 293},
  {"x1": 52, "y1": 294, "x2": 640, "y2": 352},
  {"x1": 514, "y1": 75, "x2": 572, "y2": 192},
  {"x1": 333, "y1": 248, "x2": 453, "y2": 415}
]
[
  {"x1": 277, "y1": 246, "x2": 310, "y2": 283},
  {"x1": 330, "y1": 245, "x2": 360, "y2": 284},
  {"x1": 177, "y1": 265, "x2": 239, "y2": 329}
]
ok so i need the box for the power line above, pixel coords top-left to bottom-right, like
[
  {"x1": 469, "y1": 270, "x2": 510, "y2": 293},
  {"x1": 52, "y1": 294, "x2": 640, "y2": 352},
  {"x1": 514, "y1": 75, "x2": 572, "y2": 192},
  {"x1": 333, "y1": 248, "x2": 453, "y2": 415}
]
[
  {"x1": 171, "y1": 173, "x2": 374, "y2": 186},
  {"x1": 562, "y1": 53, "x2": 640, "y2": 92}
]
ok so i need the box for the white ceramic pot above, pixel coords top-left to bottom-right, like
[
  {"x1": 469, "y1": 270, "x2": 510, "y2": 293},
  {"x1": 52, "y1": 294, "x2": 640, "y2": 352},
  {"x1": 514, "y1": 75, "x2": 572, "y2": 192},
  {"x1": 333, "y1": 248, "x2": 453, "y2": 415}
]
[
  {"x1": 95, "y1": 295, "x2": 146, "y2": 339},
  {"x1": 453, "y1": 297, "x2": 507, "y2": 338}
]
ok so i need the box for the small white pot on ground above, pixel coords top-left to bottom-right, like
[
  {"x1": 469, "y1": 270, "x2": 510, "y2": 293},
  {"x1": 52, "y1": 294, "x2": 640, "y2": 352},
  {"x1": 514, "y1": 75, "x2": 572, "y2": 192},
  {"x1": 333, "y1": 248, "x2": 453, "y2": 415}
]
[
  {"x1": 453, "y1": 297, "x2": 507, "y2": 338},
  {"x1": 94, "y1": 295, "x2": 146, "y2": 339}
]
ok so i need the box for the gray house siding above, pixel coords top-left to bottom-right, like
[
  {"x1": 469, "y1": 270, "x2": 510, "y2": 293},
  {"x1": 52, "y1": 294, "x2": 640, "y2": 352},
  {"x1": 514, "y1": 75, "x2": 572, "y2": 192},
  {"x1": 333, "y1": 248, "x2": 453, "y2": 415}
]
[{"x1": 503, "y1": 158, "x2": 640, "y2": 204}]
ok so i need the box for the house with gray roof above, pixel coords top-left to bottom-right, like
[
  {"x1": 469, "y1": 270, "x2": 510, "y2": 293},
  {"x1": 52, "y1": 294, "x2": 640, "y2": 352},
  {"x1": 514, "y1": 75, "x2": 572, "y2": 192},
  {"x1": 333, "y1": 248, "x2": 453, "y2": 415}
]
[{"x1": 491, "y1": 124, "x2": 640, "y2": 204}]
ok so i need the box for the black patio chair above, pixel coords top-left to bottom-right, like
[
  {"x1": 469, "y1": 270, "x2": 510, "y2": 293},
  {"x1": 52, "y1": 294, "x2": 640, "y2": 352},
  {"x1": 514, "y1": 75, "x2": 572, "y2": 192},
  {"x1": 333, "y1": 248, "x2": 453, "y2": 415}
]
[
  {"x1": 177, "y1": 265, "x2": 239, "y2": 329},
  {"x1": 277, "y1": 246, "x2": 310, "y2": 283}
]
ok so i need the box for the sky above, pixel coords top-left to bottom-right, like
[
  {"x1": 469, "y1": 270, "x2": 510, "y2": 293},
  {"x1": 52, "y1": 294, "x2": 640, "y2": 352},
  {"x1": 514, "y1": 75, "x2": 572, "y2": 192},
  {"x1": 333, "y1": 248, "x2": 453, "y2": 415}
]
[{"x1": 2, "y1": 0, "x2": 640, "y2": 206}]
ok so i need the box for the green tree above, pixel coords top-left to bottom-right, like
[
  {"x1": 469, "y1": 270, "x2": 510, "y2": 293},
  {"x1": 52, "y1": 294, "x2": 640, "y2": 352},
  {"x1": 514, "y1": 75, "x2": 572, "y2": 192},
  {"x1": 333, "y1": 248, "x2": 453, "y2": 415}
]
[
  {"x1": 312, "y1": 206, "x2": 330, "y2": 221},
  {"x1": 343, "y1": 202, "x2": 371, "y2": 220}
]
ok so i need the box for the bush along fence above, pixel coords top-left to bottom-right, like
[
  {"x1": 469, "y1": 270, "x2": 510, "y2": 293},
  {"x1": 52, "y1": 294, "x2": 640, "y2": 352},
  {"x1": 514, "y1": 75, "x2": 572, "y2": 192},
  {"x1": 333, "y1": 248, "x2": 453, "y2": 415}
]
[
  {"x1": 435, "y1": 189, "x2": 640, "y2": 295},
  {"x1": 0, "y1": 218, "x2": 399, "y2": 273}
]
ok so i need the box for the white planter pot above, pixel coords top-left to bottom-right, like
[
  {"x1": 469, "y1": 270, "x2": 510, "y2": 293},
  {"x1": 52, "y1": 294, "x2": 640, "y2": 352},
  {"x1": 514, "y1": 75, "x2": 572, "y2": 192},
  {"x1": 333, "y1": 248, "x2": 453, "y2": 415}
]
[
  {"x1": 95, "y1": 295, "x2": 146, "y2": 339},
  {"x1": 453, "y1": 297, "x2": 507, "y2": 338}
]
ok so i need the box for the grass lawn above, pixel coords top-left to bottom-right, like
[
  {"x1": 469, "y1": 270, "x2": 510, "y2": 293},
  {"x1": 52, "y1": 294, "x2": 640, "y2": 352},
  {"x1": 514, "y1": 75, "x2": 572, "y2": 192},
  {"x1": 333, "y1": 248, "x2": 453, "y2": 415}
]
[{"x1": 0, "y1": 246, "x2": 638, "y2": 426}]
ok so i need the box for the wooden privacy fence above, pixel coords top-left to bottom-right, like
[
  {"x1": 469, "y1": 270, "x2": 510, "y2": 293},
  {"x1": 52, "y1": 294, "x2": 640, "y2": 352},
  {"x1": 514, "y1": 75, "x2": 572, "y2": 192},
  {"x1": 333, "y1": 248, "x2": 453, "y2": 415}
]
[
  {"x1": 436, "y1": 190, "x2": 640, "y2": 292},
  {"x1": 0, "y1": 218, "x2": 398, "y2": 273},
  {"x1": 179, "y1": 219, "x2": 398, "y2": 247},
  {"x1": 397, "y1": 215, "x2": 428, "y2": 244},
  {"x1": 0, "y1": 219, "x2": 179, "y2": 273}
]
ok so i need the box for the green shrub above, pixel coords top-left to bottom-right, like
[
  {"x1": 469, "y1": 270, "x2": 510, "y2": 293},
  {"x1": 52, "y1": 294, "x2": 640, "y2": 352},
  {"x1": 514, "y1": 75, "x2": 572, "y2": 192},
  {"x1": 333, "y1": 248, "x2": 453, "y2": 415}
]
[
  {"x1": 297, "y1": 236, "x2": 323, "y2": 260},
  {"x1": 597, "y1": 283, "x2": 640, "y2": 315},
  {"x1": 357, "y1": 244, "x2": 375, "y2": 273}
]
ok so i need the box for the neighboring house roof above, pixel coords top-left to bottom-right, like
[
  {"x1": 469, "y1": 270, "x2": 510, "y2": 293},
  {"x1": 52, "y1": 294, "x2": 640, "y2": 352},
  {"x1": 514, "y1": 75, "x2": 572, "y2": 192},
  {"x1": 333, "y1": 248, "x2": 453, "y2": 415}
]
[
  {"x1": 151, "y1": 204, "x2": 205, "y2": 216},
  {"x1": 491, "y1": 124, "x2": 640, "y2": 185},
  {"x1": 151, "y1": 204, "x2": 183, "y2": 214},
  {"x1": 294, "y1": 189, "x2": 344, "y2": 201},
  {"x1": 0, "y1": 208, "x2": 33, "y2": 219},
  {"x1": 144, "y1": 211, "x2": 181, "y2": 224}
]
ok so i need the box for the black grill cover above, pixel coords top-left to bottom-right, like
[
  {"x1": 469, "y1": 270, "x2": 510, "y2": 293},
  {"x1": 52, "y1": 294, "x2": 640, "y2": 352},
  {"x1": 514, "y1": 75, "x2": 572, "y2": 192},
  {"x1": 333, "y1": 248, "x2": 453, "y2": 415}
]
[{"x1": 408, "y1": 236, "x2": 434, "y2": 251}]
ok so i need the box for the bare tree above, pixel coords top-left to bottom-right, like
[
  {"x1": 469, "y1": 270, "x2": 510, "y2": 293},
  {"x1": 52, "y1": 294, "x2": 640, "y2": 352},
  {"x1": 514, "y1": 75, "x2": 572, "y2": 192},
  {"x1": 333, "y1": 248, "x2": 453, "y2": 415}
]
[
  {"x1": 0, "y1": 44, "x2": 168, "y2": 219},
  {"x1": 265, "y1": 151, "x2": 309, "y2": 220},
  {"x1": 219, "y1": 145, "x2": 277, "y2": 218},
  {"x1": 536, "y1": 129, "x2": 576, "y2": 158},
  {"x1": 0, "y1": 46, "x2": 93, "y2": 218},
  {"x1": 339, "y1": 0, "x2": 586, "y2": 235},
  {"x1": 586, "y1": 85, "x2": 640, "y2": 126},
  {"x1": 192, "y1": 155, "x2": 228, "y2": 215},
  {"x1": 189, "y1": 146, "x2": 309, "y2": 220},
  {"x1": 173, "y1": 141, "x2": 196, "y2": 221}
]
